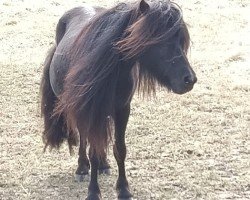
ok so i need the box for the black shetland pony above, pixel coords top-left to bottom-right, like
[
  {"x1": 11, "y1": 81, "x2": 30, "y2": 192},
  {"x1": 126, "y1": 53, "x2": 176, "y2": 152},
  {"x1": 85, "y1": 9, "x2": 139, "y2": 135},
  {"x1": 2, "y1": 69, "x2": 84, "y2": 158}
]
[{"x1": 40, "y1": 0, "x2": 197, "y2": 199}]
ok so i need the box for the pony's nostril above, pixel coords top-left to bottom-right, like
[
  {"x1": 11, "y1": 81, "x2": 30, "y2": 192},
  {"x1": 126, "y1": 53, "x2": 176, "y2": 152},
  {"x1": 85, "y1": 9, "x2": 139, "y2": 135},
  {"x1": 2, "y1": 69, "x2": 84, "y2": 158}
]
[
  {"x1": 184, "y1": 76, "x2": 193, "y2": 85},
  {"x1": 184, "y1": 75, "x2": 197, "y2": 85}
]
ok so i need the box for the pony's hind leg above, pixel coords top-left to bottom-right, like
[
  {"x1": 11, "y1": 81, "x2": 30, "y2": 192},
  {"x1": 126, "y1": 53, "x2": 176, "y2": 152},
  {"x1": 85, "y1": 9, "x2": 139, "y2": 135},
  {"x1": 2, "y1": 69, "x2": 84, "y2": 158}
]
[
  {"x1": 86, "y1": 149, "x2": 102, "y2": 200},
  {"x1": 98, "y1": 152, "x2": 110, "y2": 175},
  {"x1": 75, "y1": 135, "x2": 90, "y2": 182},
  {"x1": 77, "y1": 125, "x2": 102, "y2": 199},
  {"x1": 114, "y1": 105, "x2": 132, "y2": 200},
  {"x1": 75, "y1": 131, "x2": 110, "y2": 182}
]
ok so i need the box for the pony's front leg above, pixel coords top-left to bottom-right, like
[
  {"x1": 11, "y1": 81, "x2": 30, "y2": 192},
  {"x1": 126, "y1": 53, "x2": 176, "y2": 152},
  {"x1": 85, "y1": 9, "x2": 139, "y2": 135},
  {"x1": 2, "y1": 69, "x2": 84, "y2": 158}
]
[
  {"x1": 75, "y1": 135, "x2": 90, "y2": 182},
  {"x1": 86, "y1": 149, "x2": 102, "y2": 200},
  {"x1": 114, "y1": 105, "x2": 133, "y2": 200}
]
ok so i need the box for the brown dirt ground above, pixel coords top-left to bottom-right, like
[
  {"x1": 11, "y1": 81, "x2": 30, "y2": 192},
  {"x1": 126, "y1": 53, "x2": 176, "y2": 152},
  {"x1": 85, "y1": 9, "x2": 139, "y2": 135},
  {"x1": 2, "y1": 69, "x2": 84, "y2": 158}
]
[{"x1": 0, "y1": 0, "x2": 249, "y2": 199}]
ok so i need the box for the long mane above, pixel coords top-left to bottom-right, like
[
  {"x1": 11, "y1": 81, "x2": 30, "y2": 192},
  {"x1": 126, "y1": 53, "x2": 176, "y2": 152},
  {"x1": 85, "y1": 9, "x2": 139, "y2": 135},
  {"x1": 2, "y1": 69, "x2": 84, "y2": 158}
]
[
  {"x1": 116, "y1": 1, "x2": 190, "y2": 95},
  {"x1": 54, "y1": 1, "x2": 190, "y2": 156}
]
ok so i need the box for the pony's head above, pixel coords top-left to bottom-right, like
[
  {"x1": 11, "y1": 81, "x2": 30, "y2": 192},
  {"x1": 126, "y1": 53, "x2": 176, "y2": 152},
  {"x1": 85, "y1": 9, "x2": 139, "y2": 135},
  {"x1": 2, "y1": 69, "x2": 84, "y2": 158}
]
[{"x1": 117, "y1": 0, "x2": 197, "y2": 94}]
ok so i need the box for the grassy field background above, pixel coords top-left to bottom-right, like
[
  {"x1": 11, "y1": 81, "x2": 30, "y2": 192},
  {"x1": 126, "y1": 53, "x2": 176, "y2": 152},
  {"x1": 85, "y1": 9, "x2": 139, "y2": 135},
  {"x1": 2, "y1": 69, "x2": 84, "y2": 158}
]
[{"x1": 0, "y1": 0, "x2": 249, "y2": 199}]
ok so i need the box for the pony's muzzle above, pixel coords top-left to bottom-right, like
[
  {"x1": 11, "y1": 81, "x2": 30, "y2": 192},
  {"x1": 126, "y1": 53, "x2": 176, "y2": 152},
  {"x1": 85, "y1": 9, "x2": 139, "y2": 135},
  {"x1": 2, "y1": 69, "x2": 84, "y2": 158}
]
[
  {"x1": 173, "y1": 74, "x2": 197, "y2": 94},
  {"x1": 183, "y1": 74, "x2": 197, "y2": 86}
]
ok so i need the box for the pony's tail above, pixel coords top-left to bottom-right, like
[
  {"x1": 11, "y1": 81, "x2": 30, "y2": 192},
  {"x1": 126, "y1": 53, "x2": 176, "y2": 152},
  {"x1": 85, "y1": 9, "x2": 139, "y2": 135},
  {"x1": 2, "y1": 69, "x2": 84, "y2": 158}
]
[{"x1": 40, "y1": 46, "x2": 78, "y2": 154}]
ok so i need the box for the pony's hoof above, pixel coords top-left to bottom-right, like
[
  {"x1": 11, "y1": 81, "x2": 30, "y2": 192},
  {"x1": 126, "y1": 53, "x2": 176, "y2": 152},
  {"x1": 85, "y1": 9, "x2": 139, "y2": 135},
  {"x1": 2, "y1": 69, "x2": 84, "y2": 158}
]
[
  {"x1": 85, "y1": 193, "x2": 102, "y2": 200},
  {"x1": 75, "y1": 173, "x2": 89, "y2": 182},
  {"x1": 117, "y1": 187, "x2": 133, "y2": 200},
  {"x1": 98, "y1": 168, "x2": 111, "y2": 175}
]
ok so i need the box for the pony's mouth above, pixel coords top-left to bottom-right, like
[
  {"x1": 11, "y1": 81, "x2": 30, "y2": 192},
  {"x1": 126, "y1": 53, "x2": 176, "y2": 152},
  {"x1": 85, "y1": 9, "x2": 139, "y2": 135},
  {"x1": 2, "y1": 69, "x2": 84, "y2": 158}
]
[{"x1": 171, "y1": 84, "x2": 194, "y2": 95}]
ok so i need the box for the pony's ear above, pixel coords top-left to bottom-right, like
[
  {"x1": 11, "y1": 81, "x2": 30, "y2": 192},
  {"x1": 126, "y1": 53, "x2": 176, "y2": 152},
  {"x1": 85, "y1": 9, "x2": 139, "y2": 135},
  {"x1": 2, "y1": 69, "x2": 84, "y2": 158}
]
[{"x1": 139, "y1": 0, "x2": 150, "y2": 14}]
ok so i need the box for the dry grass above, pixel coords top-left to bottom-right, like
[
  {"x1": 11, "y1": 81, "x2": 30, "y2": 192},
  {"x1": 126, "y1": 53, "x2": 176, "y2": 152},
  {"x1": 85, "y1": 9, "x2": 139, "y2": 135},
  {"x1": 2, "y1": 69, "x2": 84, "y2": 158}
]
[{"x1": 0, "y1": 0, "x2": 249, "y2": 199}]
